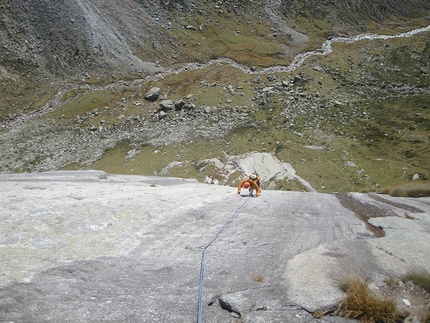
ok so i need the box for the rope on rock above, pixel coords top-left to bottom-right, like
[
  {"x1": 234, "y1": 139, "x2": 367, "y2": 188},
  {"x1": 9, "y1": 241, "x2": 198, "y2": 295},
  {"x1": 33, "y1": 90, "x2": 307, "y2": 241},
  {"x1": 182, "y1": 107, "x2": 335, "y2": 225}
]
[{"x1": 197, "y1": 195, "x2": 251, "y2": 323}]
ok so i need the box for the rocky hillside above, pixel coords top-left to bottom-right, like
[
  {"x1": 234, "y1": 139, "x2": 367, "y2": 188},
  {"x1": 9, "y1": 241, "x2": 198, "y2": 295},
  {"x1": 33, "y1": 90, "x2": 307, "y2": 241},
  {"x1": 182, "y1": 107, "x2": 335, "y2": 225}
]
[
  {"x1": 0, "y1": 0, "x2": 429, "y2": 193},
  {"x1": 2, "y1": 0, "x2": 430, "y2": 76}
]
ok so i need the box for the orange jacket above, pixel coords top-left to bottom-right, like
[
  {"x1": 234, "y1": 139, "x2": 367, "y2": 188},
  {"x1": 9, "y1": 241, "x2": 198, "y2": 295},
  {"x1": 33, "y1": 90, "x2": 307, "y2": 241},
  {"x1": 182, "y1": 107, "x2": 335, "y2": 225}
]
[{"x1": 237, "y1": 175, "x2": 261, "y2": 196}]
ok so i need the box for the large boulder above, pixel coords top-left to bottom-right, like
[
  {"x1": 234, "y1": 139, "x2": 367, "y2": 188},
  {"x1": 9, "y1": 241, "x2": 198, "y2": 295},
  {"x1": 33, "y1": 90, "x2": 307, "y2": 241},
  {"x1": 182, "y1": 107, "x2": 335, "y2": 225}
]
[
  {"x1": 159, "y1": 99, "x2": 175, "y2": 112},
  {"x1": 175, "y1": 100, "x2": 186, "y2": 110},
  {"x1": 229, "y1": 152, "x2": 316, "y2": 192},
  {"x1": 144, "y1": 87, "x2": 160, "y2": 101}
]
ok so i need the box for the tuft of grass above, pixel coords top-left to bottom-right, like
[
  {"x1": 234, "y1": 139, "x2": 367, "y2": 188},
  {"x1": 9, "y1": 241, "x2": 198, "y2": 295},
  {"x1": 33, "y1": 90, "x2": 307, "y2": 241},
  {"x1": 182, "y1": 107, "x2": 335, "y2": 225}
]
[
  {"x1": 402, "y1": 270, "x2": 430, "y2": 293},
  {"x1": 383, "y1": 277, "x2": 399, "y2": 286},
  {"x1": 404, "y1": 212, "x2": 415, "y2": 220},
  {"x1": 313, "y1": 308, "x2": 325, "y2": 319},
  {"x1": 251, "y1": 274, "x2": 265, "y2": 283},
  {"x1": 338, "y1": 276, "x2": 402, "y2": 323}
]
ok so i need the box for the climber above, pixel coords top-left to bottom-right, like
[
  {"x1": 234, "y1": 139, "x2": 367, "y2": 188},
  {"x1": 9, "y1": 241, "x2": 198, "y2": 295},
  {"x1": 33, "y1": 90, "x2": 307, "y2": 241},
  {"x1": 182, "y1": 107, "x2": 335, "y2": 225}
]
[{"x1": 237, "y1": 172, "x2": 261, "y2": 197}]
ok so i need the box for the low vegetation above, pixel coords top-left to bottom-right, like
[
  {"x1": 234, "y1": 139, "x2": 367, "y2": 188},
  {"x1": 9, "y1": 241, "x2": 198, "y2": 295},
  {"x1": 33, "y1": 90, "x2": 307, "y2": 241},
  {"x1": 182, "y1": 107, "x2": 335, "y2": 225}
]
[
  {"x1": 389, "y1": 183, "x2": 430, "y2": 198},
  {"x1": 251, "y1": 274, "x2": 265, "y2": 283},
  {"x1": 402, "y1": 270, "x2": 430, "y2": 293},
  {"x1": 338, "y1": 272, "x2": 430, "y2": 323},
  {"x1": 362, "y1": 183, "x2": 430, "y2": 197},
  {"x1": 338, "y1": 276, "x2": 403, "y2": 323}
]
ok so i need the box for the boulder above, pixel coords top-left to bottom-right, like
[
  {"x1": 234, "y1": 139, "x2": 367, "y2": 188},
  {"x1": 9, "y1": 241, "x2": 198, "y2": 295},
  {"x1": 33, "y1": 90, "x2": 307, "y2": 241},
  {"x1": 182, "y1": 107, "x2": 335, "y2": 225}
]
[
  {"x1": 293, "y1": 75, "x2": 301, "y2": 83},
  {"x1": 219, "y1": 291, "x2": 252, "y2": 316},
  {"x1": 229, "y1": 152, "x2": 316, "y2": 192},
  {"x1": 267, "y1": 74, "x2": 277, "y2": 82},
  {"x1": 144, "y1": 87, "x2": 160, "y2": 101},
  {"x1": 262, "y1": 87, "x2": 274, "y2": 93},
  {"x1": 185, "y1": 103, "x2": 197, "y2": 110},
  {"x1": 175, "y1": 100, "x2": 186, "y2": 110},
  {"x1": 160, "y1": 100, "x2": 175, "y2": 112},
  {"x1": 158, "y1": 110, "x2": 168, "y2": 119}
]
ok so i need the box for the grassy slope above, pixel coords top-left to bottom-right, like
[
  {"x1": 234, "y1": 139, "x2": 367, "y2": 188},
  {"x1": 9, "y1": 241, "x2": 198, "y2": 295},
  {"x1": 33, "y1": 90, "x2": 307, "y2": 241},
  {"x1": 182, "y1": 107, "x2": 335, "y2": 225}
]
[
  {"x1": 86, "y1": 27, "x2": 430, "y2": 193},
  {"x1": 1, "y1": 6, "x2": 429, "y2": 193}
]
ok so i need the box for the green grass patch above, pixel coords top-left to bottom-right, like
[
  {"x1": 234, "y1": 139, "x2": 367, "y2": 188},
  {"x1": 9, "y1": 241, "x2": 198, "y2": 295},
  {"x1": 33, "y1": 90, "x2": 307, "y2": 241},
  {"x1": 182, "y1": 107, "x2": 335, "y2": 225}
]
[
  {"x1": 45, "y1": 87, "x2": 154, "y2": 128},
  {"x1": 0, "y1": 75, "x2": 58, "y2": 123},
  {"x1": 61, "y1": 88, "x2": 88, "y2": 102},
  {"x1": 275, "y1": 141, "x2": 369, "y2": 193},
  {"x1": 273, "y1": 177, "x2": 309, "y2": 192},
  {"x1": 50, "y1": 90, "x2": 114, "y2": 120},
  {"x1": 90, "y1": 139, "x2": 222, "y2": 179},
  {"x1": 170, "y1": 7, "x2": 288, "y2": 67},
  {"x1": 402, "y1": 270, "x2": 430, "y2": 292},
  {"x1": 90, "y1": 140, "x2": 134, "y2": 174},
  {"x1": 162, "y1": 65, "x2": 254, "y2": 106}
]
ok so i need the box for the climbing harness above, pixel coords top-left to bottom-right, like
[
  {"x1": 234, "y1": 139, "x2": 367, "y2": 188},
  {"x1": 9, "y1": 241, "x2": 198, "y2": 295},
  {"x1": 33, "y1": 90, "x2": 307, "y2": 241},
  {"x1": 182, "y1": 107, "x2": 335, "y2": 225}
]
[{"x1": 196, "y1": 195, "x2": 251, "y2": 323}]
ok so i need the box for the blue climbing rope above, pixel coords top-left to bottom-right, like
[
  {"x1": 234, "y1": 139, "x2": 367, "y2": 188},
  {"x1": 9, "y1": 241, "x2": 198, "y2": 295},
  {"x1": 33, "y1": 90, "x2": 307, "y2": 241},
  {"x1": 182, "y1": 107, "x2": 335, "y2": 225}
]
[{"x1": 196, "y1": 195, "x2": 251, "y2": 323}]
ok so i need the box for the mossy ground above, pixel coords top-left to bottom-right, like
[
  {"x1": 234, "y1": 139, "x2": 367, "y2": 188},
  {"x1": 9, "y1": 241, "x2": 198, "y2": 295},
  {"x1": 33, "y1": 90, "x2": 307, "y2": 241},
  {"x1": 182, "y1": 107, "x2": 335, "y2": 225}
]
[
  {"x1": 0, "y1": 73, "x2": 58, "y2": 124},
  {"x1": 168, "y1": 5, "x2": 289, "y2": 67}
]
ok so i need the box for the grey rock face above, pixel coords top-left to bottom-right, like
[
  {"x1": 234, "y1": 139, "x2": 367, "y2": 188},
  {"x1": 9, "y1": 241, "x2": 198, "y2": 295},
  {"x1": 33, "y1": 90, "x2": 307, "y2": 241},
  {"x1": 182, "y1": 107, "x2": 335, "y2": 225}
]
[
  {"x1": 0, "y1": 171, "x2": 429, "y2": 322},
  {"x1": 2, "y1": 0, "x2": 171, "y2": 76}
]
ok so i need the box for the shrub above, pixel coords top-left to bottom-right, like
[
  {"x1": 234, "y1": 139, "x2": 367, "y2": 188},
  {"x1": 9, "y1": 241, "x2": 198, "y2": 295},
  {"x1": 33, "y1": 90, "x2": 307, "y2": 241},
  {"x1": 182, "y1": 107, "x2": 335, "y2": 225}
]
[
  {"x1": 313, "y1": 308, "x2": 324, "y2": 319},
  {"x1": 389, "y1": 183, "x2": 430, "y2": 197},
  {"x1": 338, "y1": 276, "x2": 402, "y2": 323},
  {"x1": 402, "y1": 270, "x2": 430, "y2": 293}
]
